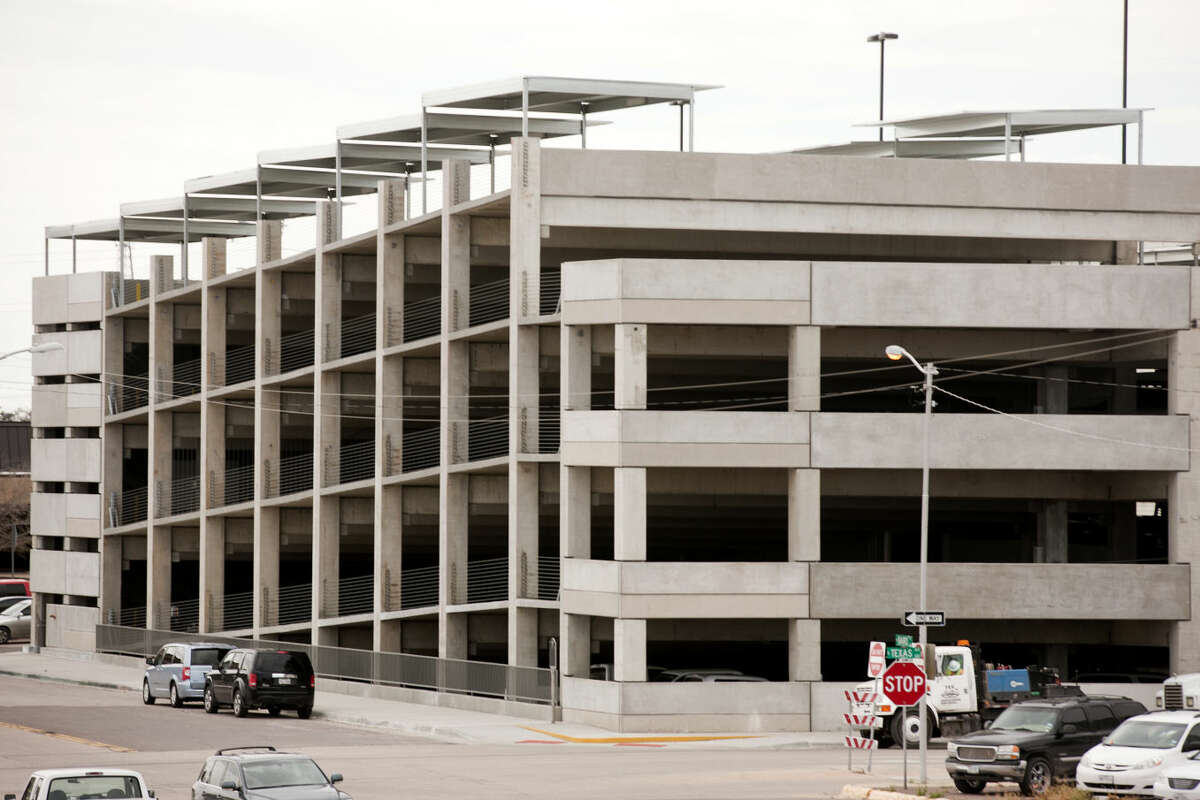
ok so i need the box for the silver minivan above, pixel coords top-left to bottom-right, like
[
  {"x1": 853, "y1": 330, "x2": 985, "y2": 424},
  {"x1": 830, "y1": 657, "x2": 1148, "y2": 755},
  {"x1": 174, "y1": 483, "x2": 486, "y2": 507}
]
[{"x1": 143, "y1": 642, "x2": 232, "y2": 708}]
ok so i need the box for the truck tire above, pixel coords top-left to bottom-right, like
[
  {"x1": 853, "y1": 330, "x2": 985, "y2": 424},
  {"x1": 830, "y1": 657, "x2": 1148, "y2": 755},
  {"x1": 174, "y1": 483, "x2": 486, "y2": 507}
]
[
  {"x1": 1019, "y1": 756, "x2": 1051, "y2": 796},
  {"x1": 890, "y1": 710, "x2": 930, "y2": 747},
  {"x1": 953, "y1": 778, "x2": 988, "y2": 794}
]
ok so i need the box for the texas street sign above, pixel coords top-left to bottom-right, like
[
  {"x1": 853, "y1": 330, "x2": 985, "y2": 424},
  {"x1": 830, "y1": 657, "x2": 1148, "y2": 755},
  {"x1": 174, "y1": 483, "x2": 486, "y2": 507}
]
[
  {"x1": 885, "y1": 645, "x2": 921, "y2": 660},
  {"x1": 894, "y1": 634, "x2": 913, "y2": 647},
  {"x1": 902, "y1": 610, "x2": 947, "y2": 627}
]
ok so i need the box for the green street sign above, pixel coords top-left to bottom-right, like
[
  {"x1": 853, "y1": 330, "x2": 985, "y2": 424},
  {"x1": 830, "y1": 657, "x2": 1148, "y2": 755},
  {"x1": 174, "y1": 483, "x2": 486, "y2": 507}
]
[
  {"x1": 886, "y1": 645, "x2": 921, "y2": 660},
  {"x1": 894, "y1": 634, "x2": 914, "y2": 647}
]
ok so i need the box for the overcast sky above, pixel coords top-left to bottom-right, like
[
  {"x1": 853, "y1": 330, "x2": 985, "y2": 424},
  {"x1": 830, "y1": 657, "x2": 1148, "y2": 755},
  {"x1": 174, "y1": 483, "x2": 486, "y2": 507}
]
[{"x1": 1, "y1": 0, "x2": 1197, "y2": 409}]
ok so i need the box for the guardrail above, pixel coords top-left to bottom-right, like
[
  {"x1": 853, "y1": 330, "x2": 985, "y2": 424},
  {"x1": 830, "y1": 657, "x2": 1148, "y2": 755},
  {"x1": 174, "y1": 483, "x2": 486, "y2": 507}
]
[
  {"x1": 275, "y1": 583, "x2": 312, "y2": 626},
  {"x1": 266, "y1": 452, "x2": 313, "y2": 498},
  {"x1": 398, "y1": 565, "x2": 438, "y2": 610},
  {"x1": 96, "y1": 623, "x2": 555, "y2": 706},
  {"x1": 210, "y1": 464, "x2": 254, "y2": 507},
  {"x1": 325, "y1": 440, "x2": 374, "y2": 487},
  {"x1": 107, "y1": 374, "x2": 150, "y2": 414},
  {"x1": 157, "y1": 474, "x2": 200, "y2": 517},
  {"x1": 339, "y1": 313, "x2": 376, "y2": 359},
  {"x1": 267, "y1": 329, "x2": 314, "y2": 376},
  {"x1": 540, "y1": 270, "x2": 561, "y2": 316},
  {"x1": 535, "y1": 555, "x2": 560, "y2": 601},
  {"x1": 222, "y1": 344, "x2": 255, "y2": 386},
  {"x1": 394, "y1": 296, "x2": 441, "y2": 344},
  {"x1": 538, "y1": 405, "x2": 560, "y2": 454},
  {"x1": 468, "y1": 416, "x2": 508, "y2": 461},
  {"x1": 469, "y1": 278, "x2": 509, "y2": 327},
  {"x1": 108, "y1": 487, "x2": 148, "y2": 527},
  {"x1": 111, "y1": 280, "x2": 151, "y2": 307},
  {"x1": 168, "y1": 358, "x2": 202, "y2": 399},
  {"x1": 209, "y1": 590, "x2": 254, "y2": 631},
  {"x1": 400, "y1": 427, "x2": 440, "y2": 472},
  {"x1": 321, "y1": 574, "x2": 373, "y2": 618},
  {"x1": 464, "y1": 557, "x2": 508, "y2": 604}
]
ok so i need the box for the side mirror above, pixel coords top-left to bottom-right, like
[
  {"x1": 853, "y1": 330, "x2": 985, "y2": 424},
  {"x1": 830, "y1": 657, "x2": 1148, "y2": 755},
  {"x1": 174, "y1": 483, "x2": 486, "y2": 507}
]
[
  {"x1": 145, "y1": 657, "x2": 155, "y2": 666},
  {"x1": 1060, "y1": 723, "x2": 1078, "y2": 736},
  {"x1": 148, "y1": 791, "x2": 156, "y2": 799},
  {"x1": 983, "y1": 720, "x2": 992, "y2": 729},
  {"x1": 220, "y1": 781, "x2": 238, "y2": 792},
  {"x1": 330, "y1": 774, "x2": 343, "y2": 784}
]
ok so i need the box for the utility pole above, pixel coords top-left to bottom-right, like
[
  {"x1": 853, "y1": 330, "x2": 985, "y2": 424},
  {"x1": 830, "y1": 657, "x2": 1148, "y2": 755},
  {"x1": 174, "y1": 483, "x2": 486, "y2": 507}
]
[
  {"x1": 1121, "y1": 0, "x2": 1129, "y2": 164},
  {"x1": 867, "y1": 32, "x2": 899, "y2": 142}
]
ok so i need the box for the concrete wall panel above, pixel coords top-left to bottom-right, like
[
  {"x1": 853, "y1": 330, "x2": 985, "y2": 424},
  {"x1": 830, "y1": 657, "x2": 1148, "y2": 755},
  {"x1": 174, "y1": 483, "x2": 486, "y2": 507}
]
[{"x1": 31, "y1": 550, "x2": 99, "y2": 596}]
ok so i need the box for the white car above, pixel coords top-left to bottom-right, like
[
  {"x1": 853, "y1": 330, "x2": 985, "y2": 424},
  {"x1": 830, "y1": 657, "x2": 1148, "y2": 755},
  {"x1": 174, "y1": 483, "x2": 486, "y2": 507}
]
[
  {"x1": 1077, "y1": 710, "x2": 1200, "y2": 796},
  {"x1": 1154, "y1": 756, "x2": 1200, "y2": 800},
  {"x1": 4, "y1": 769, "x2": 154, "y2": 800}
]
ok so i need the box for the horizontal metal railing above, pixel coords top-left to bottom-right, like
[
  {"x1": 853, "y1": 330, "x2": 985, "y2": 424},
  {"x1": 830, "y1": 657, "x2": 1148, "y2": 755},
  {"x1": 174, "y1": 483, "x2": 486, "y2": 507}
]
[
  {"x1": 540, "y1": 270, "x2": 561, "y2": 316},
  {"x1": 399, "y1": 565, "x2": 439, "y2": 610},
  {"x1": 109, "y1": 607, "x2": 147, "y2": 628},
  {"x1": 222, "y1": 344, "x2": 255, "y2": 386},
  {"x1": 275, "y1": 329, "x2": 314, "y2": 375},
  {"x1": 538, "y1": 405, "x2": 560, "y2": 454},
  {"x1": 111, "y1": 280, "x2": 151, "y2": 307},
  {"x1": 401, "y1": 427, "x2": 439, "y2": 472},
  {"x1": 267, "y1": 452, "x2": 313, "y2": 498},
  {"x1": 158, "y1": 473, "x2": 200, "y2": 517},
  {"x1": 108, "y1": 374, "x2": 149, "y2": 414},
  {"x1": 275, "y1": 583, "x2": 313, "y2": 626},
  {"x1": 325, "y1": 440, "x2": 374, "y2": 486},
  {"x1": 210, "y1": 464, "x2": 254, "y2": 507},
  {"x1": 399, "y1": 296, "x2": 441, "y2": 343},
  {"x1": 463, "y1": 557, "x2": 508, "y2": 604},
  {"x1": 339, "y1": 313, "x2": 376, "y2": 359},
  {"x1": 468, "y1": 278, "x2": 509, "y2": 327},
  {"x1": 322, "y1": 574, "x2": 373, "y2": 618},
  {"x1": 96, "y1": 623, "x2": 554, "y2": 705},
  {"x1": 170, "y1": 358, "x2": 202, "y2": 398},
  {"x1": 211, "y1": 590, "x2": 254, "y2": 631},
  {"x1": 161, "y1": 599, "x2": 200, "y2": 633},
  {"x1": 108, "y1": 487, "x2": 148, "y2": 527},
  {"x1": 536, "y1": 555, "x2": 560, "y2": 601},
  {"x1": 468, "y1": 415, "x2": 508, "y2": 461}
]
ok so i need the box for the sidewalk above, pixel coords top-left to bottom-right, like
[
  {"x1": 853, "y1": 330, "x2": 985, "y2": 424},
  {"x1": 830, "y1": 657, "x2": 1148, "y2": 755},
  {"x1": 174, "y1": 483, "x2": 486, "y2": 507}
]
[{"x1": 0, "y1": 649, "x2": 845, "y2": 749}]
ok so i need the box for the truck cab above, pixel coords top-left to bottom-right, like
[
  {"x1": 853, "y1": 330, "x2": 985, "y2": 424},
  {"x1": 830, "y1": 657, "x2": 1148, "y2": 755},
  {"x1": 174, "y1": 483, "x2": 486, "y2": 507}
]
[
  {"x1": 854, "y1": 645, "x2": 977, "y2": 745},
  {"x1": 1156, "y1": 674, "x2": 1200, "y2": 710}
]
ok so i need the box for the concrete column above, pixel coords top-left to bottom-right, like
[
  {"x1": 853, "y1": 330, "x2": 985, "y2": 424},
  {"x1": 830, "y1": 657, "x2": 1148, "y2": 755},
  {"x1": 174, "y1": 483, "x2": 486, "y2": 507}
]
[
  {"x1": 258, "y1": 266, "x2": 281, "y2": 377},
  {"x1": 254, "y1": 506, "x2": 280, "y2": 628},
  {"x1": 513, "y1": 326, "x2": 539, "y2": 454},
  {"x1": 203, "y1": 401, "x2": 225, "y2": 507},
  {"x1": 147, "y1": 526, "x2": 170, "y2": 628},
  {"x1": 1038, "y1": 501, "x2": 1069, "y2": 563},
  {"x1": 444, "y1": 341, "x2": 469, "y2": 464},
  {"x1": 317, "y1": 372, "x2": 341, "y2": 489},
  {"x1": 788, "y1": 327, "x2": 820, "y2": 411},
  {"x1": 151, "y1": 297, "x2": 172, "y2": 403},
  {"x1": 204, "y1": 237, "x2": 226, "y2": 280},
  {"x1": 614, "y1": 468, "x2": 647, "y2": 561},
  {"x1": 150, "y1": 411, "x2": 171, "y2": 519},
  {"x1": 378, "y1": 178, "x2": 407, "y2": 348},
  {"x1": 788, "y1": 619, "x2": 821, "y2": 681},
  {"x1": 149, "y1": 254, "x2": 173, "y2": 297},
  {"x1": 562, "y1": 325, "x2": 592, "y2": 411},
  {"x1": 439, "y1": 474, "x2": 469, "y2": 658},
  {"x1": 257, "y1": 220, "x2": 282, "y2": 265},
  {"x1": 375, "y1": 485, "x2": 402, "y2": 615},
  {"x1": 102, "y1": 424, "x2": 124, "y2": 525},
  {"x1": 1169, "y1": 318, "x2": 1200, "y2": 672},
  {"x1": 511, "y1": 137, "x2": 541, "y2": 320},
  {"x1": 442, "y1": 161, "x2": 471, "y2": 332},
  {"x1": 102, "y1": 316, "x2": 124, "y2": 417},
  {"x1": 443, "y1": 614, "x2": 468, "y2": 660},
  {"x1": 199, "y1": 517, "x2": 225, "y2": 632},
  {"x1": 560, "y1": 466, "x2": 591, "y2": 559},
  {"x1": 379, "y1": 358, "x2": 403, "y2": 477},
  {"x1": 508, "y1": 606, "x2": 538, "y2": 666},
  {"x1": 561, "y1": 612, "x2": 591, "y2": 677},
  {"x1": 509, "y1": 461, "x2": 539, "y2": 601},
  {"x1": 315, "y1": 499, "x2": 339, "y2": 620},
  {"x1": 100, "y1": 535, "x2": 122, "y2": 622},
  {"x1": 613, "y1": 618, "x2": 647, "y2": 682},
  {"x1": 1039, "y1": 365, "x2": 1069, "y2": 413},
  {"x1": 203, "y1": 285, "x2": 226, "y2": 389},
  {"x1": 788, "y1": 469, "x2": 820, "y2": 561},
  {"x1": 614, "y1": 324, "x2": 647, "y2": 410}
]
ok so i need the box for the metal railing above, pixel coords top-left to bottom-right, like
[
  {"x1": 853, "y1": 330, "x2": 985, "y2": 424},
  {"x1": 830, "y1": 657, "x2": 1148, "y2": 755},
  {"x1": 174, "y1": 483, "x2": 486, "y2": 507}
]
[
  {"x1": 210, "y1": 464, "x2": 254, "y2": 507},
  {"x1": 321, "y1": 574, "x2": 373, "y2": 618},
  {"x1": 211, "y1": 590, "x2": 254, "y2": 631},
  {"x1": 399, "y1": 565, "x2": 438, "y2": 610},
  {"x1": 461, "y1": 557, "x2": 508, "y2": 604},
  {"x1": 161, "y1": 599, "x2": 200, "y2": 633},
  {"x1": 339, "y1": 313, "x2": 376, "y2": 359},
  {"x1": 468, "y1": 415, "x2": 508, "y2": 461},
  {"x1": 108, "y1": 487, "x2": 148, "y2": 527},
  {"x1": 110, "y1": 607, "x2": 147, "y2": 628},
  {"x1": 536, "y1": 555, "x2": 560, "y2": 601},
  {"x1": 324, "y1": 440, "x2": 374, "y2": 486},
  {"x1": 111, "y1": 280, "x2": 151, "y2": 307},
  {"x1": 270, "y1": 329, "x2": 314, "y2": 375},
  {"x1": 538, "y1": 405, "x2": 560, "y2": 454},
  {"x1": 108, "y1": 374, "x2": 149, "y2": 414},
  {"x1": 267, "y1": 452, "x2": 313, "y2": 498},
  {"x1": 401, "y1": 427, "x2": 439, "y2": 472},
  {"x1": 274, "y1": 583, "x2": 312, "y2": 626},
  {"x1": 157, "y1": 473, "x2": 200, "y2": 517},
  {"x1": 96, "y1": 623, "x2": 554, "y2": 705},
  {"x1": 397, "y1": 296, "x2": 440, "y2": 344},
  {"x1": 540, "y1": 270, "x2": 561, "y2": 316},
  {"x1": 170, "y1": 358, "x2": 202, "y2": 398},
  {"x1": 468, "y1": 278, "x2": 509, "y2": 327},
  {"x1": 222, "y1": 344, "x2": 255, "y2": 386}
]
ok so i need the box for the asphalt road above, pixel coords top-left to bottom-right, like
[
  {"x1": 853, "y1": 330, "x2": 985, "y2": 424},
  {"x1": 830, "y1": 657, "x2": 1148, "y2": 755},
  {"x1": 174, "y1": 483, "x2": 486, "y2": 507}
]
[{"x1": 0, "y1": 675, "x2": 959, "y2": 800}]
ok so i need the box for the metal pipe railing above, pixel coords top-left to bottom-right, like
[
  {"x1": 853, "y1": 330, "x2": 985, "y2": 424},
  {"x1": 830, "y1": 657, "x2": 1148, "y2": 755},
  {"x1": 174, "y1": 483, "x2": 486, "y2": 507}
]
[
  {"x1": 108, "y1": 373, "x2": 149, "y2": 414},
  {"x1": 275, "y1": 583, "x2": 312, "y2": 626},
  {"x1": 340, "y1": 313, "x2": 376, "y2": 359},
  {"x1": 464, "y1": 557, "x2": 508, "y2": 604},
  {"x1": 401, "y1": 427, "x2": 440, "y2": 472},
  {"x1": 326, "y1": 440, "x2": 374, "y2": 486},
  {"x1": 539, "y1": 405, "x2": 560, "y2": 454},
  {"x1": 468, "y1": 415, "x2": 508, "y2": 461},
  {"x1": 399, "y1": 565, "x2": 439, "y2": 610},
  {"x1": 540, "y1": 270, "x2": 561, "y2": 316},
  {"x1": 401, "y1": 295, "x2": 441, "y2": 343},
  {"x1": 158, "y1": 473, "x2": 200, "y2": 517},
  {"x1": 277, "y1": 328, "x2": 314, "y2": 375},
  {"x1": 217, "y1": 463, "x2": 254, "y2": 507},
  {"x1": 108, "y1": 486, "x2": 148, "y2": 527},
  {"x1": 321, "y1": 574, "x2": 374, "y2": 618},
  {"x1": 222, "y1": 344, "x2": 255, "y2": 386},
  {"x1": 170, "y1": 357, "x2": 202, "y2": 399},
  {"x1": 268, "y1": 451, "x2": 313, "y2": 498},
  {"x1": 468, "y1": 278, "x2": 509, "y2": 327},
  {"x1": 536, "y1": 555, "x2": 561, "y2": 601}
]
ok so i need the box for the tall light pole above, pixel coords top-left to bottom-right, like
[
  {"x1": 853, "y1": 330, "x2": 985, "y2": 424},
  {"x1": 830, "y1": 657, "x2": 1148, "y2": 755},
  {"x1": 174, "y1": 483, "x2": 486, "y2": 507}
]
[
  {"x1": 1121, "y1": 0, "x2": 1129, "y2": 164},
  {"x1": 867, "y1": 32, "x2": 899, "y2": 142},
  {"x1": 885, "y1": 344, "x2": 936, "y2": 785},
  {"x1": 0, "y1": 342, "x2": 64, "y2": 361}
]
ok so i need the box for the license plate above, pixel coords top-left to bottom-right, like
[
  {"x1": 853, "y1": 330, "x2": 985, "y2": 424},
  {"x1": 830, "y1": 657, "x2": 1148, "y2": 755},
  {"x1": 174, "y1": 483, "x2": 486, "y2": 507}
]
[
  {"x1": 278, "y1": 677, "x2": 293, "y2": 685},
  {"x1": 965, "y1": 767, "x2": 979, "y2": 775},
  {"x1": 1097, "y1": 775, "x2": 1114, "y2": 785}
]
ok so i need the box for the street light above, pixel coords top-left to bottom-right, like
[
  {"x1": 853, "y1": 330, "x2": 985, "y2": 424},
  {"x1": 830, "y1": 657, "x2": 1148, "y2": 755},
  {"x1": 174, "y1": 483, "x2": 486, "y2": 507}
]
[
  {"x1": 885, "y1": 344, "x2": 937, "y2": 785},
  {"x1": 0, "y1": 342, "x2": 64, "y2": 360},
  {"x1": 867, "y1": 32, "x2": 899, "y2": 142}
]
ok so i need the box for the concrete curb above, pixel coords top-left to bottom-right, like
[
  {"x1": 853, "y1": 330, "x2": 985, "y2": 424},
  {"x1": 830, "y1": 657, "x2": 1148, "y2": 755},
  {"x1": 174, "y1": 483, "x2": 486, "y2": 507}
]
[
  {"x1": 839, "y1": 784, "x2": 944, "y2": 800},
  {"x1": 309, "y1": 708, "x2": 481, "y2": 743},
  {"x1": 0, "y1": 668, "x2": 136, "y2": 694}
]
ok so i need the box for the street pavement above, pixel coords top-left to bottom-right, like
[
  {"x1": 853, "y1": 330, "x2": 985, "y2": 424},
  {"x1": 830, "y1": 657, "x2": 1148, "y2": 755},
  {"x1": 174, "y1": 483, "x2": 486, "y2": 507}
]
[{"x1": 0, "y1": 665, "x2": 971, "y2": 800}]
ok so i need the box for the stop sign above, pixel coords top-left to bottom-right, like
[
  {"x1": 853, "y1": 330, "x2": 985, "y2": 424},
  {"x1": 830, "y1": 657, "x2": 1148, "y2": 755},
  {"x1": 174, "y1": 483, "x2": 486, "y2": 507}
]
[{"x1": 881, "y1": 660, "x2": 927, "y2": 707}]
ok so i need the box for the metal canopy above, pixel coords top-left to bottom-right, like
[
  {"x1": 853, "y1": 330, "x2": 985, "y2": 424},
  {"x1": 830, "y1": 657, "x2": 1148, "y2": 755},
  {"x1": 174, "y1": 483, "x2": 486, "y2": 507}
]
[
  {"x1": 422, "y1": 76, "x2": 719, "y2": 114},
  {"x1": 120, "y1": 195, "x2": 314, "y2": 223},
  {"x1": 337, "y1": 111, "x2": 607, "y2": 146},
  {"x1": 260, "y1": 141, "x2": 489, "y2": 171},
  {"x1": 184, "y1": 166, "x2": 383, "y2": 198},
  {"x1": 45, "y1": 216, "x2": 254, "y2": 243},
  {"x1": 858, "y1": 108, "x2": 1148, "y2": 139},
  {"x1": 788, "y1": 138, "x2": 1024, "y2": 160}
]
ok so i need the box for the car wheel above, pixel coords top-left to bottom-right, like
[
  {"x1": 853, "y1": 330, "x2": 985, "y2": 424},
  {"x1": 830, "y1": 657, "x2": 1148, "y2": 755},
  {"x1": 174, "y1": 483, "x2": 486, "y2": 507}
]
[
  {"x1": 142, "y1": 679, "x2": 155, "y2": 705},
  {"x1": 169, "y1": 682, "x2": 183, "y2": 708},
  {"x1": 297, "y1": 705, "x2": 312, "y2": 719},
  {"x1": 0, "y1": 627, "x2": 11, "y2": 644},
  {"x1": 203, "y1": 685, "x2": 218, "y2": 714},
  {"x1": 267, "y1": 705, "x2": 281, "y2": 717},
  {"x1": 1019, "y1": 756, "x2": 1051, "y2": 796},
  {"x1": 232, "y1": 688, "x2": 248, "y2": 718},
  {"x1": 953, "y1": 778, "x2": 988, "y2": 794}
]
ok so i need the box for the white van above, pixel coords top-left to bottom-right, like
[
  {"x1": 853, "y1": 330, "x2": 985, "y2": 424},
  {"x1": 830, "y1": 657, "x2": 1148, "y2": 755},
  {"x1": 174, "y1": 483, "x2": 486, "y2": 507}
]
[{"x1": 1077, "y1": 710, "x2": 1200, "y2": 795}]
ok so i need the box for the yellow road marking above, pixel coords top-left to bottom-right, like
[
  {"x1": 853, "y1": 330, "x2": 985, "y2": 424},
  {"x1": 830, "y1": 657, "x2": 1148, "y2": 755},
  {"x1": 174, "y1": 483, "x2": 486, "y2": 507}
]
[
  {"x1": 521, "y1": 726, "x2": 760, "y2": 744},
  {"x1": 0, "y1": 719, "x2": 135, "y2": 752}
]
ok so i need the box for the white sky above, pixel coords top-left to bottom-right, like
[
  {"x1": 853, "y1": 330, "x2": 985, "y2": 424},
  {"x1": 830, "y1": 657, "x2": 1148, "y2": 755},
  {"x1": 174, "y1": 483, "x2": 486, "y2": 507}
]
[{"x1": 1, "y1": 0, "x2": 1197, "y2": 409}]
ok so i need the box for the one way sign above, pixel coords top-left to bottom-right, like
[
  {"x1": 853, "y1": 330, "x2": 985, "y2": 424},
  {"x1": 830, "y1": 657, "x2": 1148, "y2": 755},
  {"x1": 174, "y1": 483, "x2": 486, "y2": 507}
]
[{"x1": 903, "y1": 610, "x2": 946, "y2": 627}]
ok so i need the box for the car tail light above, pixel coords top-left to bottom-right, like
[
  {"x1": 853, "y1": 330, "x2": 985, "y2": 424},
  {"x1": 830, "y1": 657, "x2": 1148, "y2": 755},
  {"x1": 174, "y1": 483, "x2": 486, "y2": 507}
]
[
  {"x1": 248, "y1": 672, "x2": 258, "y2": 688},
  {"x1": 310, "y1": 674, "x2": 315, "y2": 688},
  {"x1": 181, "y1": 666, "x2": 191, "y2": 681}
]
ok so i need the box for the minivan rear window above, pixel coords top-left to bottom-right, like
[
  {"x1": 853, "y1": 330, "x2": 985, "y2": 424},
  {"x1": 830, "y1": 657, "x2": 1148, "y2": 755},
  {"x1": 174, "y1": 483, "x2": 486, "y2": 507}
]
[
  {"x1": 0, "y1": 583, "x2": 27, "y2": 597},
  {"x1": 191, "y1": 648, "x2": 229, "y2": 667},
  {"x1": 254, "y1": 652, "x2": 313, "y2": 676}
]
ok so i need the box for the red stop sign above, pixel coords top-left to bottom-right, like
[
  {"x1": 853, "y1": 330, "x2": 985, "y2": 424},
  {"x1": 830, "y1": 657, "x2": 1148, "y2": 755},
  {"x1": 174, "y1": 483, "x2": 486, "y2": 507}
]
[{"x1": 881, "y1": 660, "x2": 927, "y2": 707}]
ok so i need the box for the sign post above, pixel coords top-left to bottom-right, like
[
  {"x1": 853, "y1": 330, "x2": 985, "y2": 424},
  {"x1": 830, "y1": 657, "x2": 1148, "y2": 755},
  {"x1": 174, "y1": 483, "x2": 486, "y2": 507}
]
[{"x1": 881, "y1": 660, "x2": 928, "y2": 790}]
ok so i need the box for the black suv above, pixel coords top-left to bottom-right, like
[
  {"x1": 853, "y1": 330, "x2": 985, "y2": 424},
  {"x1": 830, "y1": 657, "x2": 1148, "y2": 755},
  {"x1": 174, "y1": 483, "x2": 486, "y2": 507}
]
[
  {"x1": 945, "y1": 694, "x2": 1147, "y2": 795},
  {"x1": 203, "y1": 648, "x2": 315, "y2": 719},
  {"x1": 192, "y1": 746, "x2": 349, "y2": 800}
]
